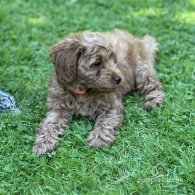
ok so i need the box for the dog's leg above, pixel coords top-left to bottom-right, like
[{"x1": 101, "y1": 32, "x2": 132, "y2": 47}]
[
  {"x1": 135, "y1": 36, "x2": 164, "y2": 111},
  {"x1": 87, "y1": 101, "x2": 123, "y2": 148},
  {"x1": 136, "y1": 57, "x2": 164, "y2": 111},
  {"x1": 32, "y1": 109, "x2": 70, "y2": 156}
]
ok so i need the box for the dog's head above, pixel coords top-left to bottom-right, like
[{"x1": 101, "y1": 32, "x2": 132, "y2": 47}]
[{"x1": 50, "y1": 32, "x2": 124, "y2": 93}]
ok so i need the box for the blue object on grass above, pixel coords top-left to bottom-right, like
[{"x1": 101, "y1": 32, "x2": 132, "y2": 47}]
[{"x1": 0, "y1": 89, "x2": 20, "y2": 115}]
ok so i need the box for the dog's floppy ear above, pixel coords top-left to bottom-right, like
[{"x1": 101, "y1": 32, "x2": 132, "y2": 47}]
[{"x1": 50, "y1": 36, "x2": 83, "y2": 85}]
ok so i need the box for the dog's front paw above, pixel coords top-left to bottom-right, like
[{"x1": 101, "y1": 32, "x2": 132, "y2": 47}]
[
  {"x1": 87, "y1": 128, "x2": 117, "y2": 148},
  {"x1": 32, "y1": 137, "x2": 59, "y2": 156}
]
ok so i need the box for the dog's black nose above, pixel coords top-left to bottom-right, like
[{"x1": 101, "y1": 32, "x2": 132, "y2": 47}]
[{"x1": 114, "y1": 75, "x2": 122, "y2": 85}]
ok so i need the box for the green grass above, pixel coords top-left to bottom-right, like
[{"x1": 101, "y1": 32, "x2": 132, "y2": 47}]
[{"x1": 0, "y1": 0, "x2": 195, "y2": 194}]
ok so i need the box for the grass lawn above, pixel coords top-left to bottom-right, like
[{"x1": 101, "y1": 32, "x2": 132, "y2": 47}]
[{"x1": 0, "y1": 0, "x2": 195, "y2": 194}]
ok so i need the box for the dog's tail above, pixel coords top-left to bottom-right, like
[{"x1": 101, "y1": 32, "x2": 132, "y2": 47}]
[{"x1": 143, "y1": 35, "x2": 159, "y2": 63}]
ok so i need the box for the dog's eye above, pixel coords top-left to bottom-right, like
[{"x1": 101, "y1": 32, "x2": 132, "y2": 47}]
[
  {"x1": 114, "y1": 54, "x2": 117, "y2": 63},
  {"x1": 93, "y1": 61, "x2": 101, "y2": 67}
]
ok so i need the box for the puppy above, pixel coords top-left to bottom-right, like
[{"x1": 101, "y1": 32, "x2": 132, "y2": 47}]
[{"x1": 33, "y1": 29, "x2": 164, "y2": 156}]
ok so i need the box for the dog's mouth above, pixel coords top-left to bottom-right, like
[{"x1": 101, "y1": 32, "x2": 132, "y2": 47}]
[
  {"x1": 99, "y1": 87, "x2": 116, "y2": 92},
  {"x1": 88, "y1": 83, "x2": 120, "y2": 92},
  {"x1": 88, "y1": 86, "x2": 117, "y2": 93}
]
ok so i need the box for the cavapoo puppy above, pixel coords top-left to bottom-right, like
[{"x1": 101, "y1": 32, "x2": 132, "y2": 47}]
[{"x1": 33, "y1": 29, "x2": 164, "y2": 156}]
